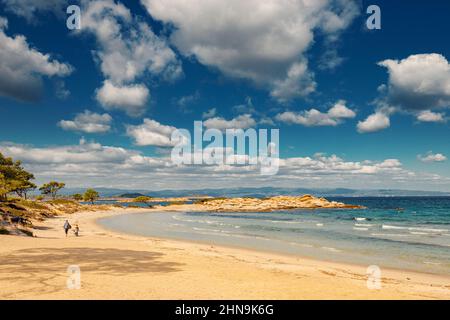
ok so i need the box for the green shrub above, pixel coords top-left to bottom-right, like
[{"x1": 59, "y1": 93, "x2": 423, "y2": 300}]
[{"x1": 134, "y1": 196, "x2": 152, "y2": 203}]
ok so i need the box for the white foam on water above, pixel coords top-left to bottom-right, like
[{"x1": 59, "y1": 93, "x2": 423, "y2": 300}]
[
  {"x1": 316, "y1": 223, "x2": 324, "y2": 227},
  {"x1": 197, "y1": 219, "x2": 217, "y2": 225},
  {"x1": 354, "y1": 217, "x2": 367, "y2": 221},
  {"x1": 381, "y1": 225, "x2": 404, "y2": 230},
  {"x1": 269, "y1": 220, "x2": 301, "y2": 225},
  {"x1": 371, "y1": 233, "x2": 410, "y2": 237},
  {"x1": 353, "y1": 227, "x2": 369, "y2": 231},
  {"x1": 286, "y1": 241, "x2": 313, "y2": 248},
  {"x1": 169, "y1": 223, "x2": 182, "y2": 227},
  {"x1": 321, "y1": 246, "x2": 342, "y2": 253},
  {"x1": 415, "y1": 227, "x2": 449, "y2": 233},
  {"x1": 172, "y1": 215, "x2": 196, "y2": 223},
  {"x1": 382, "y1": 225, "x2": 448, "y2": 233},
  {"x1": 193, "y1": 227, "x2": 222, "y2": 233},
  {"x1": 355, "y1": 223, "x2": 373, "y2": 227}
]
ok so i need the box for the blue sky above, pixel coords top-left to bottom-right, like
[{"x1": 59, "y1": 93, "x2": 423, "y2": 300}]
[{"x1": 0, "y1": 0, "x2": 449, "y2": 191}]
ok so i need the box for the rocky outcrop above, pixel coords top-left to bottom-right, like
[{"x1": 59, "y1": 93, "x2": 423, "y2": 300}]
[
  {"x1": 0, "y1": 199, "x2": 115, "y2": 237},
  {"x1": 193, "y1": 194, "x2": 364, "y2": 212}
]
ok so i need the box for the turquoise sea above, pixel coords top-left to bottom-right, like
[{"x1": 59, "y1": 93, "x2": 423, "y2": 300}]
[{"x1": 98, "y1": 197, "x2": 450, "y2": 275}]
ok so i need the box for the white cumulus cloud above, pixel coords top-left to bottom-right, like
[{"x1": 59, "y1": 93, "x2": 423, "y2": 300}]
[
  {"x1": 270, "y1": 61, "x2": 316, "y2": 102},
  {"x1": 0, "y1": 17, "x2": 72, "y2": 102},
  {"x1": 378, "y1": 53, "x2": 450, "y2": 112},
  {"x1": 203, "y1": 114, "x2": 257, "y2": 130},
  {"x1": 275, "y1": 100, "x2": 356, "y2": 126},
  {"x1": 96, "y1": 81, "x2": 149, "y2": 117},
  {"x1": 58, "y1": 110, "x2": 112, "y2": 133},
  {"x1": 416, "y1": 110, "x2": 446, "y2": 123},
  {"x1": 76, "y1": 0, "x2": 182, "y2": 116},
  {"x1": 80, "y1": 0, "x2": 182, "y2": 84},
  {"x1": 141, "y1": 0, "x2": 359, "y2": 101},
  {"x1": 0, "y1": 138, "x2": 132, "y2": 164},
  {"x1": 357, "y1": 111, "x2": 390, "y2": 133},
  {"x1": 418, "y1": 152, "x2": 447, "y2": 163},
  {"x1": 126, "y1": 118, "x2": 179, "y2": 147}
]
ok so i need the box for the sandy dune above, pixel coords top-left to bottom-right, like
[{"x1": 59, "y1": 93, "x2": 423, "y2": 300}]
[{"x1": 0, "y1": 208, "x2": 449, "y2": 300}]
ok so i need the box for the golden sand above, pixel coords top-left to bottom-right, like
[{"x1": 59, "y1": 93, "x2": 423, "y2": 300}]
[{"x1": 0, "y1": 208, "x2": 449, "y2": 299}]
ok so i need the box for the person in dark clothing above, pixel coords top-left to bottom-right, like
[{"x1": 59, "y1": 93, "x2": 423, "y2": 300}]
[{"x1": 63, "y1": 220, "x2": 72, "y2": 237}]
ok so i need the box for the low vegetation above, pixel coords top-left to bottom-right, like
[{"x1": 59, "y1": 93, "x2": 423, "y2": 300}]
[
  {"x1": 134, "y1": 196, "x2": 152, "y2": 203},
  {"x1": 72, "y1": 193, "x2": 83, "y2": 201},
  {"x1": 193, "y1": 197, "x2": 227, "y2": 204},
  {"x1": 0, "y1": 152, "x2": 105, "y2": 236},
  {"x1": 48, "y1": 199, "x2": 77, "y2": 205}
]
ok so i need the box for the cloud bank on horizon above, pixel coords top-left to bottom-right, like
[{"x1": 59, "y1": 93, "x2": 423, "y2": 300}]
[
  {"x1": 1, "y1": 139, "x2": 447, "y2": 191},
  {"x1": 0, "y1": 0, "x2": 449, "y2": 191}
]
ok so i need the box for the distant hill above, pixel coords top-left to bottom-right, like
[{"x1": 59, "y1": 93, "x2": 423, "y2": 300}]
[
  {"x1": 139, "y1": 187, "x2": 450, "y2": 198},
  {"x1": 117, "y1": 193, "x2": 146, "y2": 198},
  {"x1": 57, "y1": 187, "x2": 450, "y2": 198},
  {"x1": 55, "y1": 188, "x2": 150, "y2": 197}
]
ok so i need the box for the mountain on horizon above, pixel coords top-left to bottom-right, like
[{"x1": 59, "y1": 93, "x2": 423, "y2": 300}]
[{"x1": 58, "y1": 187, "x2": 450, "y2": 198}]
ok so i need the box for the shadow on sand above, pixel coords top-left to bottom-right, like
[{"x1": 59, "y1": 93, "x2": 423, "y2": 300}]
[
  {"x1": 0, "y1": 247, "x2": 183, "y2": 297},
  {"x1": 0, "y1": 247, "x2": 183, "y2": 275}
]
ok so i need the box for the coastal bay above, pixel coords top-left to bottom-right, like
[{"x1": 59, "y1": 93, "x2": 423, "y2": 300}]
[{"x1": 1, "y1": 206, "x2": 449, "y2": 299}]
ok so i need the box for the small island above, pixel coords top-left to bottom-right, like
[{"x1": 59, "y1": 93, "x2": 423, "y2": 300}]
[{"x1": 166, "y1": 194, "x2": 364, "y2": 212}]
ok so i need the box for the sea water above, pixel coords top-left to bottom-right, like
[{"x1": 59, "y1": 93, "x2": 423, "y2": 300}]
[{"x1": 98, "y1": 197, "x2": 450, "y2": 275}]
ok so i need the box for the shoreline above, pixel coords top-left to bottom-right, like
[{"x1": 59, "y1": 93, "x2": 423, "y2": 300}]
[
  {"x1": 96, "y1": 210, "x2": 449, "y2": 279},
  {"x1": 1, "y1": 207, "x2": 449, "y2": 299}
]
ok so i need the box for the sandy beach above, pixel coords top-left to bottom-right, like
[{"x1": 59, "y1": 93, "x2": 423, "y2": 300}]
[{"x1": 1, "y1": 207, "x2": 449, "y2": 300}]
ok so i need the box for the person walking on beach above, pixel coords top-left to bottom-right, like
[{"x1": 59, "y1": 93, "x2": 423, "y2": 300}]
[
  {"x1": 63, "y1": 220, "x2": 72, "y2": 237},
  {"x1": 73, "y1": 224, "x2": 79, "y2": 237}
]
